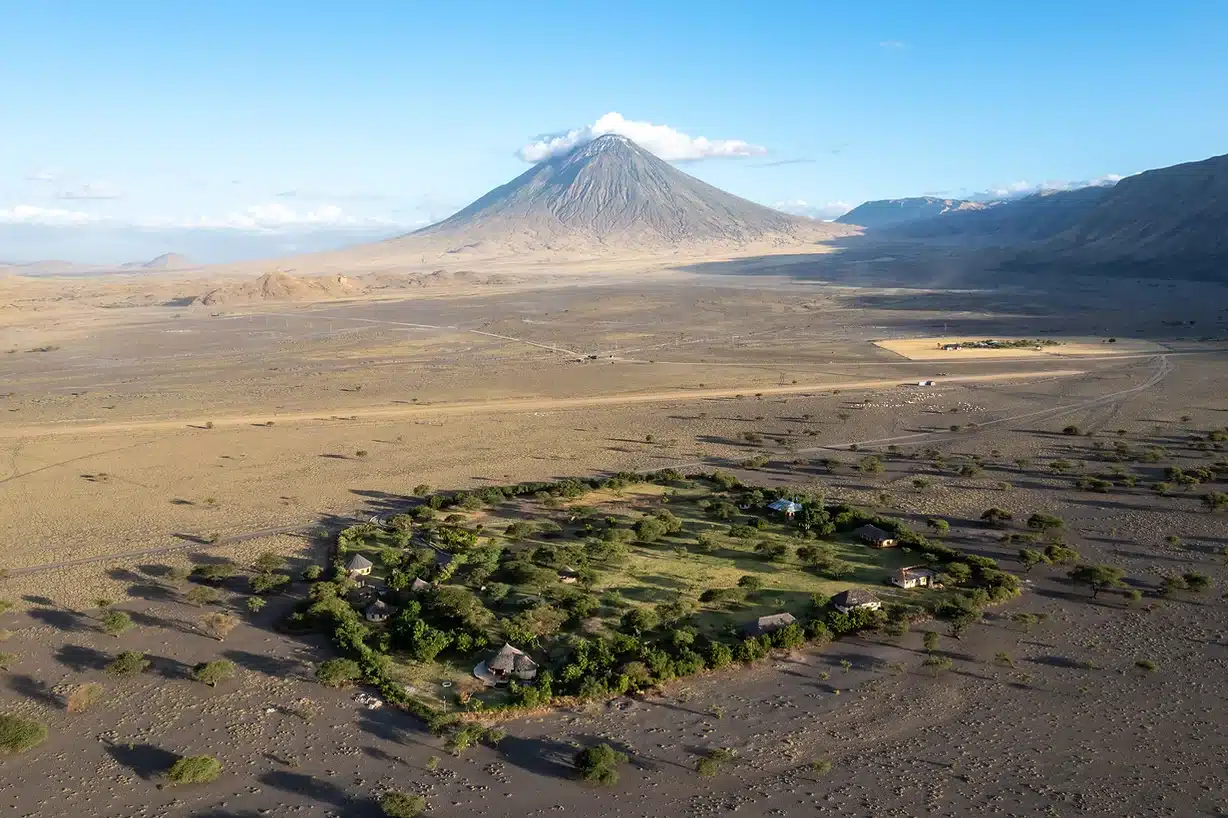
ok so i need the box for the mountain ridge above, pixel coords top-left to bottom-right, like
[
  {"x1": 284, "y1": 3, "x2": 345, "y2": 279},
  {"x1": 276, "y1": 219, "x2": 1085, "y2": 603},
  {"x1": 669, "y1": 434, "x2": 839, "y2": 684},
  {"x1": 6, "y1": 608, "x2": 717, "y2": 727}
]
[{"x1": 835, "y1": 196, "x2": 987, "y2": 229}]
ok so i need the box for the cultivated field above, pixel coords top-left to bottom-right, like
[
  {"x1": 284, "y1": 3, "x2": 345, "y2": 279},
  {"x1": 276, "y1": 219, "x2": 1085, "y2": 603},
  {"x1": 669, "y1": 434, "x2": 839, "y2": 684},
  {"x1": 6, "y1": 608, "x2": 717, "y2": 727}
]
[
  {"x1": 1, "y1": 264, "x2": 1227, "y2": 817},
  {"x1": 874, "y1": 335, "x2": 1170, "y2": 360}
]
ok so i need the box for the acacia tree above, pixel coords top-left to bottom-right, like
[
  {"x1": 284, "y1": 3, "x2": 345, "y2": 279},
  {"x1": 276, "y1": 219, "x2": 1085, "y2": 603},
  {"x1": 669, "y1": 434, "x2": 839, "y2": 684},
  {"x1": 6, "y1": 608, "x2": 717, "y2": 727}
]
[
  {"x1": 936, "y1": 598, "x2": 980, "y2": 638},
  {"x1": 1044, "y1": 544, "x2": 1080, "y2": 565},
  {"x1": 1027, "y1": 513, "x2": 1065, "y2": 533},
  {"x1": 1068, "y1": 564, "x2": 1126, "y2": 598},
  {"x1": 1018, "y1": 549, "x2": 1050, "y2": 572},
  {"x1": 980, "y1": 508, "x2": 1013, "y2": 528}
]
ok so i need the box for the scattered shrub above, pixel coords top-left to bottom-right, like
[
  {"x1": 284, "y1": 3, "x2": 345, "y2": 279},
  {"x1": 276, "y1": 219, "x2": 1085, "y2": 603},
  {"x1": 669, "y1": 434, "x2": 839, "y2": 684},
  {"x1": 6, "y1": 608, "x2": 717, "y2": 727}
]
[
  {"x1": 107, "y1": 650, "x2": 150, "y2": 676},
  {"x1": 200, "y1": 612, "x2": 239, "y2": 641},
  {"x1": 185, "y1": 586, "x2": 221, "y2": 606},
  {"x1": 574, "y1": 743, "x2": 628, "y2": 787},
  {"x1": 380, "y1": 791, "x2": 426, "y2": 817},
  {"x1": 192, "y1": 660, "x2": 236, "y2": 687},
  {"x1": 315, "y1": 658, "x2": 362, "y2": 688},
  {"x1": 66, "y1": 682, "x2": 104, "y2": 713},
  {"x1": 166, "y1": 755, "x2": 222, "y2": 785},
  {"x1": 0, "y1": 714, "x2": 48, "y2": 755}
]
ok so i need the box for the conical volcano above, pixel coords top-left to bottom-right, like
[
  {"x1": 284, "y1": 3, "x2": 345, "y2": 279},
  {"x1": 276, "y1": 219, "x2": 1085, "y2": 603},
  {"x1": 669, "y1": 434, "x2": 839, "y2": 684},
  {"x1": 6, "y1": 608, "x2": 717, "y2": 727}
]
[{"x1": 387, "y1": 135, "x2": 847, "y2": 257}]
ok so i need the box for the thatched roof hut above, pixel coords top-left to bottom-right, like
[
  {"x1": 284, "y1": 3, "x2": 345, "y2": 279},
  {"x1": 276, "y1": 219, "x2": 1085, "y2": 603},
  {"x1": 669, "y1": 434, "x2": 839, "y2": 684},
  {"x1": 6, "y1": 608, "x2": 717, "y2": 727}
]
[{"x1": 486, "y1": 643, "x2": 538, "y2": 681}]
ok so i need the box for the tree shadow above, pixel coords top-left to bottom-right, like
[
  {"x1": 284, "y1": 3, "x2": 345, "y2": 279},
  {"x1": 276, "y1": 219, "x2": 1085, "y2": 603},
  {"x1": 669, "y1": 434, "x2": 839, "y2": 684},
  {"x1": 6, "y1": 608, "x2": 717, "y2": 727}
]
[
  {"x1": 222, "y1": 649, "x2": 302, "y2": 678},
  {"x1": 27, "y1": 606, "x2": 89, "y2": 632},
  {"x1": 128, "y1": 609, "x2": 196, "y2": 636},
  {"x1": 362, "y1": 746, "x2": 411, "y2": 767},
  {"x1": 1029, "y1": 655, "x2": 1094, "y2": 670},
  {"x1": 125, "y1": 583, "x2": 177, "y2": 602},
  {"x1": 137, "y1": 655, "x2": 189, "y2": 681},
  {"x1": 259, "y1": 770, "x2": 360, "y2": 811},
  {"x1": 55, "y1": 643, "x2": 113, "y2": 672},
  {"x1": 495, "y1": 734, "x2": 577, "y2": 779},
  {"x1": 104, "y1": 742, "x2": 179, "y2": 780},
  {"x1": 5, "y1": 673, "x2": 59, "y2": 707},
  {"x1": 354, "y1": 707, "x2": 434, "y2": 747}
]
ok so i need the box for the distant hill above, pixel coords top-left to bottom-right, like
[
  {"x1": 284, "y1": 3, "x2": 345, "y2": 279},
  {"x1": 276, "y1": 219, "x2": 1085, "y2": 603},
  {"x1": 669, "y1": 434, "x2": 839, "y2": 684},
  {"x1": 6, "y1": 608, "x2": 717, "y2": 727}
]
[
  {"x1": 836, "y1": 197, "x2": 986, "y2": 229},
  {"x1": 125, "y1": 252, "x2": 196, "y2": 270},
  {"x1": 847, "y1": 152, "x2": 1228, "y2": 280},
  {"x1": 1024, "y1": 152, "x2": 1228, "y2": 278},
  {"x1": 193, "y1": 271, "x2": 360, "y2": 306},
  {"x1": 889, "y1": 186, "x2": 1114, "y2": 243},
  {"x1": 0, "y1": 260, "x2": 97, "y2": 276},
  {"x1": 384, "y1": 134, "x2": 850, "y2": 257}
]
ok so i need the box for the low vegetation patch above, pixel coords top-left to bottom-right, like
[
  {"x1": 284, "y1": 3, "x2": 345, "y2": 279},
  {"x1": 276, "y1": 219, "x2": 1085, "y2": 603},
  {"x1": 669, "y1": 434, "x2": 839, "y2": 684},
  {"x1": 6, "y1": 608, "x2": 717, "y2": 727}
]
[
  {"x1": 575, "y1": 743, "x2": 628, "y2": 786},
  {"x1": 192, "y1": 659, "x2": 236, "y2": 687},
  {"x1": 166, "y1": 754, "x2": 222, "y2": 785},
  {"x1": 107, "y1": 650, "x2": 151, "y2": 676},
  {"x1": 380, "y1": 791, "x2": 427, "y2": 817},
  {"x1": 0, "y1": 714, "x2": 49, "y2": 755},
  {"x1": 66, "y1": 682, "x2": 104, "y2": 713}
]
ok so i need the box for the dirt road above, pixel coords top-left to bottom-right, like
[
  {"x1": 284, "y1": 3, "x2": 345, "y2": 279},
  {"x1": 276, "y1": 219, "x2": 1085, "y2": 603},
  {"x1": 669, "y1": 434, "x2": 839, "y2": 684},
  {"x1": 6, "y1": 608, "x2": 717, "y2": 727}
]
[{"x1": 0, "y1": 367, "x2": 1085, "y2": 440}]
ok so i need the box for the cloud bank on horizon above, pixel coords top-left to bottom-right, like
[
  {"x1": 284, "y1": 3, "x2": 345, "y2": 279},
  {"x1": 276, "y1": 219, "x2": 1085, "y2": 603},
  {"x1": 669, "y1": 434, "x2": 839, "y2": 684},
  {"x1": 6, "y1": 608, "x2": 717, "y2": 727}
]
[
  {"x1": 517, "y1": 112, "x2": 768, "y2": 163},
  {"x1": 970, "y1": 173, "x2": 1125, "y2": 201},
  {"x1": 774, "y1": 199, "x2": 855, "y2": 220}
]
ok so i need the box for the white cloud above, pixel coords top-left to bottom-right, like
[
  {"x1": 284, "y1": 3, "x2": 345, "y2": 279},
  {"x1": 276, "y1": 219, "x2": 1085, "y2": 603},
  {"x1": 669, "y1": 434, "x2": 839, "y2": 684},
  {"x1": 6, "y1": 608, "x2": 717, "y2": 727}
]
[
  {"x1": 0, "y1": 201, "x2": 400, "y2": 234},
  {"x1": 25, "y1": 168, "x2": 60, "y2": 183},
  {"x1": 517, "y1": 112, "x2": 767, "y2": 162},
  {"x1": 879, "y1": 40, "x2": 906, "y2": 49},
  {"x1": 0, "y1": 204, "x2": 99, "y2": 225},
  {"x1": 774, "y1": 199, "x2": 854, "y2": 220},
  {"x1": 970, "y1": 173, "x2": 1126, "y2": 201},
  {"x1": 58, "y1": 182, "x2": 123, "y2": 200},
  {"x1": 160, "y1": 203, "x2": 399, "y2": 233}
]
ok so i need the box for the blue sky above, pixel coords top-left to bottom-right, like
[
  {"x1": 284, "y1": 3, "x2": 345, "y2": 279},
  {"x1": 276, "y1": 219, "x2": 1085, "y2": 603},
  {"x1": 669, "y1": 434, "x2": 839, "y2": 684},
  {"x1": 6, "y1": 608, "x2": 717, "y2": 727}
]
[{"x1": 2, "y1": 1, "x2": 1226, "y2": 263}]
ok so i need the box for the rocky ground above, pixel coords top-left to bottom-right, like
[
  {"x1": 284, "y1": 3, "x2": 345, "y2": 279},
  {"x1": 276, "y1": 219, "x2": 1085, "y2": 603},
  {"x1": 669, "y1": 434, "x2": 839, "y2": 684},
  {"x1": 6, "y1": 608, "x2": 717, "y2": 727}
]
[{"x1": 2, "y1": 272, "x2": 1227, "y2": 816}]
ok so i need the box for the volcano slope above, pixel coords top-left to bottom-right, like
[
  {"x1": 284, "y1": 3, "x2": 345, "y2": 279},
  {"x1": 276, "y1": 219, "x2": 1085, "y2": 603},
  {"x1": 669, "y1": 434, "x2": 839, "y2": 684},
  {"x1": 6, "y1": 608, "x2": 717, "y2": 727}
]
[{"x1": 257, "y1": 134, "x2": 854, "y2": 271}]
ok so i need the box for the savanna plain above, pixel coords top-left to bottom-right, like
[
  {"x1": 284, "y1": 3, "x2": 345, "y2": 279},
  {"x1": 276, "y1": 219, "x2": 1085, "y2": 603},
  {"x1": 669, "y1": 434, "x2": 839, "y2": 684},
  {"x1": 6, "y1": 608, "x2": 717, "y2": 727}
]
[{"x1": 2, "y1": 260, "x2": 1228, "y2": 818}]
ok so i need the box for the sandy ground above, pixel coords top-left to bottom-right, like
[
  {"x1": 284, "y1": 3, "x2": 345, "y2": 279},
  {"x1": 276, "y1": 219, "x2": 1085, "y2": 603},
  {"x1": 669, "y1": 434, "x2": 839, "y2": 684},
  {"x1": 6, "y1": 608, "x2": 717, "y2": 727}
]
[
  {"x1": 874, "y1": 335, "x2": 1170, "y2": 360},
  {"x1": 2, "y1": 262, "x2": 1228, "y2": 816}
]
